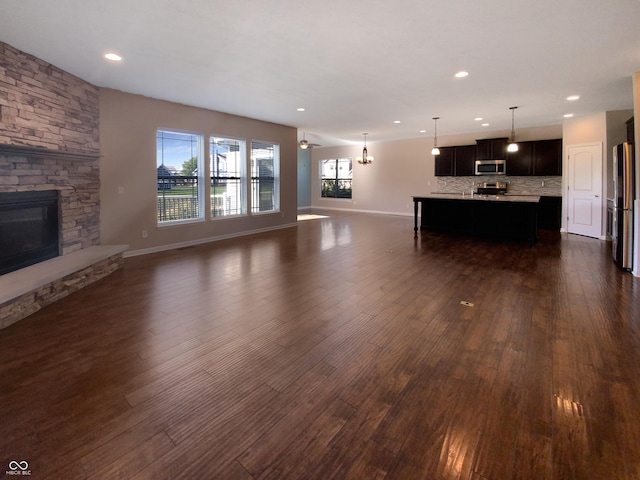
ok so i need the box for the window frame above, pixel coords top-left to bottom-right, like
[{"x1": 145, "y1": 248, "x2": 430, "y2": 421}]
[
  {"x1": 210, "y1": 135, "x2": 247, "y2": 218},
  {"x1": 320, "y1": 158, "x2": 353, "y2": 199},
  {"x1": 156, "y1": 128, "x2": 205, "y2": 226},
  {"x1": 250, "y1": 140, "x2": 280, "y2": 214}
]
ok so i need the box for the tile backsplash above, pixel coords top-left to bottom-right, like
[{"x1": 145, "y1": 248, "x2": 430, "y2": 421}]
[{"x1": 436, "y1": 176, "x2": 562, "y2": 196}]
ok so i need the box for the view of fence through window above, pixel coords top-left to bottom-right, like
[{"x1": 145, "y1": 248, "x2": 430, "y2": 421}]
[
  {"x1": 157, "y1": 130, "x2": 203, "y2": 223},
  {"x1": 158, "y1": 132, "x2": 278, "y2": 221},
  {"x1": 251, "y1": 141, "x2": 279, "y2": 213},
  {"x1": 321, "y1": 158, "x2": 352, "y2": 198},
  {"x1": 211, "y1": 136, "x2": 245, "y2": 217}
]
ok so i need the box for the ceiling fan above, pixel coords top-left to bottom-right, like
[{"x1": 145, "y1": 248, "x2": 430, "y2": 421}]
[{"x1": 299, "y1": 132, "x2": 321, "y2": 150}]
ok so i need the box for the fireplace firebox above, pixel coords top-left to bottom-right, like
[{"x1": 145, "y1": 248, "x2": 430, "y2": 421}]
[{"x1": 0, "y1": 190, "x2": 60, "y2": 275}]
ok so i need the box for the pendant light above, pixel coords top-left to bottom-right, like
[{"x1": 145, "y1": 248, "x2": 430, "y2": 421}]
[
  {"x1": 356, "y1": 133, "x2": 374, "y2": 164},
  {"x1": 507, "y1": 106, "x2": 519, "y2": 153},
  {"x1": 431, "y1": 117, "x2": 440, "y2": 156}
]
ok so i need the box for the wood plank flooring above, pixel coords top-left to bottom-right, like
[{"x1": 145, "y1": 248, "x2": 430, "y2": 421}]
[{"x1": 1, "y1": 211, "x2": 640, "y2": 479}]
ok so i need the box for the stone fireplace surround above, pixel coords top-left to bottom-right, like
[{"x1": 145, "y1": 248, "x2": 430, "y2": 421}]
[{"x1": 0, "y1": 144, "x2": 126, "y2": 328}]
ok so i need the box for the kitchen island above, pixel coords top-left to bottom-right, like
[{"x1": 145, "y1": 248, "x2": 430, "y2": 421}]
[{"x1": 413, "y1": 193, "x2": 541, "y2": 244}]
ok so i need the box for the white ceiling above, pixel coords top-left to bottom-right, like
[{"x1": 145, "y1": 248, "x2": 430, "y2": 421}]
[{"x1": 1, "y1": 0, "x2": 639, "y2": 147}]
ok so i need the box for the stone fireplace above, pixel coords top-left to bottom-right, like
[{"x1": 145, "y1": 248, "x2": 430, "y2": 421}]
[
  {"x1": 0, "y1": 144, "x2": 101, "y2": 253},
  {"x1": 0, "y1": 144, "x2": 125, "y2": 329},
  {"x1": 0, "y1": 41, "x2": 128, "y2": 328}
]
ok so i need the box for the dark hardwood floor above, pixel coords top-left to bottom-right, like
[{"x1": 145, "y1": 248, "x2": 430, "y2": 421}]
[{"x1": 1, "y1": 211, "x2": 640, "y2": 479}]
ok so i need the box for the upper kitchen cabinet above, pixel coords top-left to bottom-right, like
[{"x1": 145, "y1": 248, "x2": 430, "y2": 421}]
[
  {"x1": 476, "y1": 138, "x2": 508, "y2": 160},
  {"x1": 506, "y1": 141, "x2": 534, "y2": 176},
  {"x1": 506, "y1": 139, "x2": 562, "y2": 176},
  {"x1": 434, "y1": 138, "x2": 561, "y2": 177},
  {"x1": 434, "y1": 146, "x2": 455, "y2": 176},
  {"x1": 532, "y1": 139, "x2": 562, "y2": 175},
  {"x1": 434, "y1": 145, "x2": 477, "y2": 176},
  {"x1": 453, "y1": 145, "x2": 477, "y2": 176}
]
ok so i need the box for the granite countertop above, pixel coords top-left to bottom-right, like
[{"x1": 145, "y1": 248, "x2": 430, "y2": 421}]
[{"x1": 413, "y1": 193, "x2": 541, "y2": 203}]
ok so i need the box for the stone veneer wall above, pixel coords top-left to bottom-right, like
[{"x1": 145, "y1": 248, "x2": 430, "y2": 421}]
[
  {"x1": 0, "y1": 40, "x2": 101, "y2": 253},
  {"x1": 1, "y1": 253, "x2": 124, "y2": 329},
  {"x1": 0, "y1": 41, "x2": 116, "y2": 327},
  {"x1": 0, "y1": 41, "x2": 100, "y2": 152}
]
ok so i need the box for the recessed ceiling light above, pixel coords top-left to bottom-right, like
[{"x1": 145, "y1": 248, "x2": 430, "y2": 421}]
[
  {"x1": 393, "y1": 120, "x2": 401, "y2": 124},
  {"x1": 419, "y1": 129, "x2": 427, "y2": 133},
  {"x1": 482, "y1": 123, "x2": 490, "y2": 127},
  {"x1": 474, "y1": 117, "x2": 483, "y2": 121},
  {"x1": 566, "y1": 95, "x2": 580, "y2": 101},
  {"x1": 564, "y1": 113, "x2": 574, "y2": 118},
  {"x1": 455, "y1": 71, "x2": 469, "y2": 78},
  {"x1": 104, "y1": 52, "x2": 122, "y2": 62},
  {"x1": 297, "y1": 107, "x2": 305, "y2": 112}
]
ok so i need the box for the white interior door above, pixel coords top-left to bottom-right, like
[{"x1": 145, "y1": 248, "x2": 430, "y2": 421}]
[{"x1": 567, "y1": 143, "x2": 603, "y2": 238}]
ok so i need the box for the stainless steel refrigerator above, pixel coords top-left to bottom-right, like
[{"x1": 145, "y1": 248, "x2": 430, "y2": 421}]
[{"x1": 612, "y1": 142, "x2": 635, "y2": 269}]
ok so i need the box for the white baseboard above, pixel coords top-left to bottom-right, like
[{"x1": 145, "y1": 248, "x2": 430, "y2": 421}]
[{"x1": 125, "y1": 222, "x2": 298, "y2": 258}]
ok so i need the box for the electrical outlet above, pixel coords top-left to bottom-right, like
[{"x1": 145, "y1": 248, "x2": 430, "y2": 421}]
[{"x1": 142, "y1": 230, "x2": 148, "y2": 238}]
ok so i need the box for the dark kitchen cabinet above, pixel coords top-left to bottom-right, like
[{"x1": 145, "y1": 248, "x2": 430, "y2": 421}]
[
  {"x1": 533, "y1": 139, "x2": 562, "y2": 176},
  {"x1": 420, "y1": 198, "x2": 474, "y2": 234},
  {"x1": 454, "y1": 145, "x2": 477, "y2": 176},
  {"x1": 416, "y1": 196, "x2": 539, "y2": 244},
  {"x1": 476, "y1": 138, "x2": 508, "y2": 160},
  {"x1": 627, "y1": 117, "x2": 634, "y2": 144},
  {"x1": 538, "y1": 196, "x2": 562, "y2": 230},
  {"x1": 506, "y1": 141, "x2": 533, "y2": 176},
  {"x1": 434, "y1": 147, "x2": 455, "y2": 176},
  {"x1": 435, "y1": 138, "x2": 562, "y2": 177},
  {"x1": 506, "y1": 139, "x2": 562, "y2": 176}
]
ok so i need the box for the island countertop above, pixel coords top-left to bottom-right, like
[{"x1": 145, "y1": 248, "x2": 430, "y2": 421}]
[{"x1": 413, "y1": 193, "x2": 541, "y2": 203}]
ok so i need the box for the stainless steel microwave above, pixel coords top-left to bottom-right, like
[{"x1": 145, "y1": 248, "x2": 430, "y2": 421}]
[{"x1": 475, "y1": 159, "x2": 506, "y2": 175}]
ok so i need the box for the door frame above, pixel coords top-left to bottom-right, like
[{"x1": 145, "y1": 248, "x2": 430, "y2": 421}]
[{"x1": 563, "y1": 142, "x2": 605, "y2": 239}]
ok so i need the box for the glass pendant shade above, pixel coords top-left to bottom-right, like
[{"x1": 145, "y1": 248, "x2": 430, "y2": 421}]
[
  {"x1": 431, "y1": 117, "x2": 440, "y2": 156},
  {"x1": 508, "y1": 107, "x2": 518, "y2": 153}
]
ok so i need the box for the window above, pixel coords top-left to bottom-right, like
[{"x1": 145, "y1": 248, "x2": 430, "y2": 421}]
[
  {"x1": 157, "y1": 130, "x2": 204, "y2": 223},
  {"x1": 210, "y1": 136, "x2": 246, "y2": 217},
  {"x1": 251, "y1": 141, "x2": 280, "y2": 213},
  {"x1": 321, "y1": 158, "x2": 352, "y2": 198}
]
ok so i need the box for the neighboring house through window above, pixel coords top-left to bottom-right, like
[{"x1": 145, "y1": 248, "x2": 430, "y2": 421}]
[
  {"x1": 157, "y1": 129, "x2": 204, "y2": 224},
  {"x1": 251, "y1": 141, "x2": 280, "y2": 213},
  {"x1": 210, "y1": 136, "x2": 246, "y2": 217},
  {"x1": 321, "y1": 158, "x2": 352, "y2": 198}
]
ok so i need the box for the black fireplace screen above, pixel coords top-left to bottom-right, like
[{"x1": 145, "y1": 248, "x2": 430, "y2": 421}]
[{"x1": 0, "y1": 190, "x2": 60, "y2": 275}]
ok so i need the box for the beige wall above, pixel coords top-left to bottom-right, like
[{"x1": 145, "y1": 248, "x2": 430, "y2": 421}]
[
  {"x1": 311, "y1": 125, "x2": 562, "y2": 216},
  {"x1": 605, "y1": 109, "x2": 634, "y2": 198},
  {"x1": 633, "y1": 73, "x2": 640, "y2": 275},
  {"x1": 99, "y1": 89, "x2": 298, "y2": 254}
]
